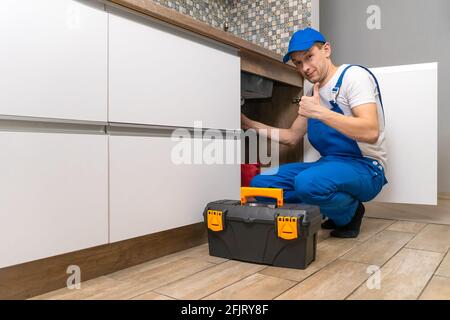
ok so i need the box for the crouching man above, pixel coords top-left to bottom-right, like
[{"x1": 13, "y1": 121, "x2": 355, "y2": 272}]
[{"x1": 241, "y1": 27, "x2": 388, "y2": 238}]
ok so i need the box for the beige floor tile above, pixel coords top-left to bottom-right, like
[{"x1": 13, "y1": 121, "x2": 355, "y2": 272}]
[
  {"x1": 82, "y1": 280, "x2": 155, "y2": 300},
  {"x1": 318, "y1": 217, "x2": 394, "y2": 244},
  {"x1": 92, "y1": 269, "x2": 231, "y2": 300},
  {"x1": 260, "y1": 238, "x2": 359, "y2": 282},
  {"x1": 102, "y1": 247, "x2": 205, "y2": 282},
  {"x1": 341, "y1": 230, "x2": 415, "y2": 266},
  {"x1": 419, "y1": 276, "x2": 450, "y2": 300},
  {"x1": 317, "y1": 229, "x2": 331, "y2": 243},
  {"x1": 36, "y1": 257, "x2": 215, "y2": 300},
  {"x1": 110, "y1": 244, "x2": 227, "y2": 282},
  {"x1": 30, "y1": 276, "x2": 121, "y2": 300},
  {"x1": 131, "y1": 291, "x2": 175, "y2": 300},
  {"x1": 275, "y1": 260, "x2": 370, "y2": 300},
  {"x1": 107, "y1": 256, "x2": 215, "y2": 278},
  {"x1": 387, "y1": 221, "x2": 427, "y2": 234},
  {"x1": 154, "y1": 260, "x2": 266, "y2": 300},
  {"x1": 62, "y1": 276, "x2": 183, "y2": 300},
  {"x1": 435, "y1": 250, "x2": 450, "y2": 278},
  {"x1": 406, "y1": 224, "x2": 450, "y2": 253},
  {"x1": 107, "y1": 256, "x2": 214, "y2": 287},
  {"x1": 173, "y1": 243, "x2": 229, "y2": 264},
  {"x1": 103, "y1": 260, "x2": 168, "y2": 281},
  {"x1": 348, "y1": 248, "x2": 444, "y2": 300},
  {"x1": 107, "y1": 255, "x2": 214, "y2": 281},
  {"x1": 356, "y1": 218, "x2": 396, "y2": 242},
  {"x1": 203, "y1": 273, "x2": 296, "y2": 300}
]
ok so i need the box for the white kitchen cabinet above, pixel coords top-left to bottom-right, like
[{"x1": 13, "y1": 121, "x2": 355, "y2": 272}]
[
  {"x1": 0, "y1": 131, "x2": 109, "y2": 268},
  {"x1": 0, "y1": 0, "x2": 107, "y2": 122},
  {"x1": 109, "y1": 134, "x2": 240, "y2": 242},
  {"x1": 108, "y1": 8, "x2": 240, "y2": 130}
]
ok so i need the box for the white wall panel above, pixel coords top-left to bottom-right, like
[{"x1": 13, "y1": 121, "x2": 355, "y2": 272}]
[{"x1": 371, "y1": 63, "x2": 438, "y2": 204}]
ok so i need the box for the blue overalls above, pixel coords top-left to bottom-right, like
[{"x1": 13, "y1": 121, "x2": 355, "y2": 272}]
[{"x1": 250, "y1": 65, "x2": 388, "y2": 226}]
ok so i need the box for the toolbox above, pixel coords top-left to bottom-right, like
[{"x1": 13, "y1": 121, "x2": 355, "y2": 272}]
[{"x1": 203, "y1": 187, "x2": 322, "y2": 269}]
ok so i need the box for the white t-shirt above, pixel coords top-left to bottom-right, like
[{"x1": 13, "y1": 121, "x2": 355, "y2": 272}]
[{"x1": 308, "y1": 64, "x2": 388, "y2": 172}]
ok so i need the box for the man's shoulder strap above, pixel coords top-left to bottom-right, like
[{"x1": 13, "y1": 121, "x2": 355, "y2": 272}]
[{"x1": 331, "y1": 64, "x2": 385, "y2": 123}]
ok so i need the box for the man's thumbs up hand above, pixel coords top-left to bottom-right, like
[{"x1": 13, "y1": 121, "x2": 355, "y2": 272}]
[
  {"x1": 313, "y1": 82, "x2": 320, "y2": 101},
  {"x1": 298, "y1": 82, "x2": 329, "y2": 120}
]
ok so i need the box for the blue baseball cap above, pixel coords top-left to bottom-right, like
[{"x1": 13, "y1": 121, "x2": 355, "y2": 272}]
[{"x1": 283, "y1": 27, "x2": 326, "y2": 63}]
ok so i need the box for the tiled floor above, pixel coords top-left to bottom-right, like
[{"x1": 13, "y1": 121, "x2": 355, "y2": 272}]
[{"x1": 31, "y1": 215, "x2": 450, "y2": 300}]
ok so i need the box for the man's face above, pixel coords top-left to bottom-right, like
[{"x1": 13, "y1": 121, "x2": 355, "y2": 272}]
[{"x1": 290, "y1": 43, "x2": 331, "y2": 83}]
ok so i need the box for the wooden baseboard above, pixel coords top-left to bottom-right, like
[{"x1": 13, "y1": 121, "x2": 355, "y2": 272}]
[
  {"x1": 0, "y1": 222, "x2": 207, "y2": 300},
  {"x1": 438, "y1": 192, "x2": 450, "y2": 200}
]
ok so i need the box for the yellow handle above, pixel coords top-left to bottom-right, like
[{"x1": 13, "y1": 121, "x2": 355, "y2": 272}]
[{"x1": 240, "y1": 187, "x2": 284, "y2": 207}]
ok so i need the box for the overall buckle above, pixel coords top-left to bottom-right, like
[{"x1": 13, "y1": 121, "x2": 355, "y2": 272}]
[{"x1": 331, "y1": 86, "x2": 340, "y2": 103}]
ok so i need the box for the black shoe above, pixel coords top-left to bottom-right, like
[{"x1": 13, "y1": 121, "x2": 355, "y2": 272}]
[
  {"x1": 330, "y1": 202, "x2": 365, "y2": 238},
  {"x1": 321, "y1": 219, "x2": 337, "y2": 230}
]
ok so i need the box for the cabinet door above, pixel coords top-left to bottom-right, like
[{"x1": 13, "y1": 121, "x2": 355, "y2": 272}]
[
  {"x1": 109, "y1": 135, "x2": 240, "y2": 242},
  {"x1": 0, "y1": 0, "x2": 107, "y2": 121},
  {"x1": 0, "y1": 132, "x2": 108, "y2": 268},
  {"x1": 108, "y1": 9, "x2": 240, "y2": 130}
]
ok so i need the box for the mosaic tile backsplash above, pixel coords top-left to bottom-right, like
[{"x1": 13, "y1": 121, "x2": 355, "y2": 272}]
[{"x1": 152, "y1": 0, "x2": 312, "y2": 55}]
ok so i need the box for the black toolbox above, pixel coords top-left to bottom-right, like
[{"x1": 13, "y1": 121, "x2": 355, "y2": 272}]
[{"x1": 203, "y1": 187, "x2": 322, "y2": 269}]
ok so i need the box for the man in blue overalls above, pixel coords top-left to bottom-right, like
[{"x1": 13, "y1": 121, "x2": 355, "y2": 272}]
[{"x1": 241, "y1": 27, "x2": 388, "y2": 238}]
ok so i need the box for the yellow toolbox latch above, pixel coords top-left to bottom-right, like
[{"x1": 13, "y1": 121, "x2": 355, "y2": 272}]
[
  {"x1": 276, "y1": 216, "x2": 299, "y2": 240},
  {"x1": 207, "y1": 209, "x2": 224, "y2": 232}
]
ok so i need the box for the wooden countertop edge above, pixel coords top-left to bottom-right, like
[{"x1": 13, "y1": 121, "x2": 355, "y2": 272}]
[{"x1": 106, "y1": 0, "x2": 302, "y2": 87}]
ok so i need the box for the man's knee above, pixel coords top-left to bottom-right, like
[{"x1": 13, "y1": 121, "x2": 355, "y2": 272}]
[
  {"x1": 249, "y1": 174, "x2": 268, "y2": 188},
  {"x1": 249, "y1": 165, "x2": 283, "y2": 188},
  {"x1": 294, "y1": 173, "x2": 335, "y2": 203}
]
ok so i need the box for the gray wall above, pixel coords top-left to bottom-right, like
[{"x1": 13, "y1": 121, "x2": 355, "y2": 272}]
[{"x1": 320, "y1": 0, "x2": 450, "y2": 193}]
